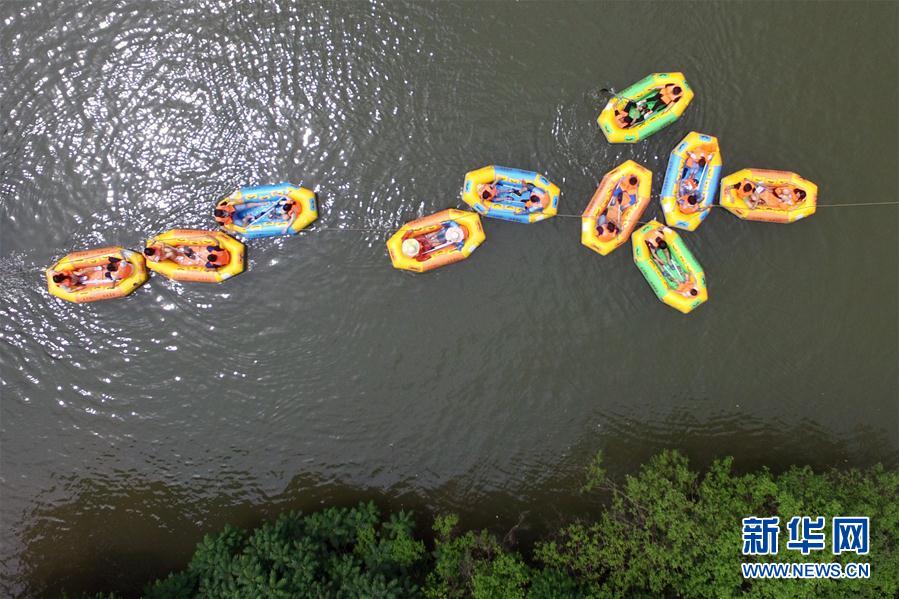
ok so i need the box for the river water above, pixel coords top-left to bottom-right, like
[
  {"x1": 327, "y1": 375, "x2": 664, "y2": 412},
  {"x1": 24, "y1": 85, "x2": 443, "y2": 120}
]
[{"x1": 1, "y1": 1, "x2": 897, "y2": 596}]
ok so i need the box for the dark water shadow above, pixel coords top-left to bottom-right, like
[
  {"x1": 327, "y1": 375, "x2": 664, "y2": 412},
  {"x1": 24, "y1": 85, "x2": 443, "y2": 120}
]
[{"x1": 10, "y1": 414, "x2": 897, "y2": 598}]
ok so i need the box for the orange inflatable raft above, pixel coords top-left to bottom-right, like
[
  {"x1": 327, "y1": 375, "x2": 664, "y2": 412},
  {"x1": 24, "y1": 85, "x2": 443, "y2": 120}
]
[
  {"x1": 387, "y1": 209, "x2": 485, "y2": 273},
  {"x1": 581, "y1": 160, "x2": 652, "y2": 256},
  {"x1": 143, "y1": 229, "x2": 245, "y2": 283},
  {"x1": 719, "y1": 169, "x2": 817, "y2": 223},
  {"x1": 46, "y1": 247, "x2": 148, "y2": 303}
]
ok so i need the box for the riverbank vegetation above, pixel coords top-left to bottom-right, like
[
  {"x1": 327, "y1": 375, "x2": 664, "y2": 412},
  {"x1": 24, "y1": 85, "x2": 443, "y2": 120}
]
[{"x1": 87, "y1": 450, "x2": 898, "y2": 598}]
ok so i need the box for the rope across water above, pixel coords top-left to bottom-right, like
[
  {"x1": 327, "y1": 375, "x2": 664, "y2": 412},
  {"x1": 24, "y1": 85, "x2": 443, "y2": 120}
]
[{"x1": 3, "y1": 200, "x2": 897, "y2": 280}]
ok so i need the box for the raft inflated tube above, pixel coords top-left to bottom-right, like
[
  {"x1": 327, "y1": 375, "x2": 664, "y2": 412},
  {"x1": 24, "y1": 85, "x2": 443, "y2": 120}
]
[
  {"x1": 46, "y1": 247, "x2": 148, "y2": 303},
  {"x1": 719, "y1": 169, "x2": 817, "y2": 223},
  {"x1": 631, "y1": 220, "x2": 708, "y2": 314},
  {"x1": 597, "y1": 72, "x2": 694, "y2": 143},
  {"x1": 216, "y1": 183, "x2": 317, "y2": 239},
  {"x1": 581, "y1": 160, "x2": 652, "y2": 256},
  {"x1": 660, "y1": 132, "x2": 723, "y2": 231},
  {"x1": 144, "y1": 229, "x2": 245, "y2": 283},
  {"x1": 387, "y1": 209, "x2": 485, "y2": 273},
  {"x1": 462, "y1": 165, "x2": 560, "y2": 223}
]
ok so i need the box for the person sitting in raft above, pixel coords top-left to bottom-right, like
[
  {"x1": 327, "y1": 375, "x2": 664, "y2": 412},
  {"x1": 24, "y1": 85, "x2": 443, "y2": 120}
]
[
  {"x1": 272, "y1": 199, "x2": 303, "y2": 226},
  {"x1": 400, "y1": 224, "x2": 465, "y2": 262},
  {"x1": 213, "y1": 204, "x2": 236, "y2": 226},
  {"x1": 774, "y1": 186, "x2": 807, "y2": 206},
  {"x1": 683, "y1": 152, "x2": 707, "y2": 181},
  {"x1": 677, "y1": 156, "x2": 703, "y2": 213},
  {"x1": 614, "y1": 108, "x2": 634, "y2": 129},
  {"x1": 677, "y1": 193, "x2": 701, "y2": 214},
  {"x1": 732, "y1": 180, "x2": 764, "y2": 208},
  {"x1": 523, "y1": 186, "x2": 547, "y2": 212},
  {"x1": 596, "y1": 176, "x2": 639, "y2": 239},
  {"x1": 52, "y1": 272, "x2": 82, "y2": 291},
  {"x1": 51, "y1": 256, "x2": 127, "y2": 291},
  {"x1": 52, "y1": 268, "x2": 106, "y2": 292},
  {"x1": 477, "y1": 183, "x2": 498, "y2": 203},
  {"x1": 143, "y1": 244, "x2": 180, "y2": 264},
  {"x1": 645, "y1": 232, "x2": 698, "y2": 298},
  {"x1": 102, "y1": 255, "x2": 132, "y2": 283},
  {"x1": 629, "y1": 84, "x2": 683, "y2": 125},
  {"x1": 201, "y1": 245, "x2": 230, "y2": 269},
  {"x1": 144, "y1": 244, "x2": 211, "y2": 268}
]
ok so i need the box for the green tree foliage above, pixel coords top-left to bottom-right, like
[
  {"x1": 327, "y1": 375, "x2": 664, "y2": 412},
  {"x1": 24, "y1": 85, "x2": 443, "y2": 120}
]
[
  {"x1": 84, "y1": 453, "x2": 898, "y2": 598},
  {"x1": 536, "y1": 450, "x2": 899, "y2": 598},
  {"x1": 142, "y1": 501, "x2": 425, "y2": 598}
]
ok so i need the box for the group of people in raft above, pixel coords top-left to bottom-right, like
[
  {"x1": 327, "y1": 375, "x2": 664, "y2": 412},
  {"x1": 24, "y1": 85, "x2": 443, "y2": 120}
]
[
  {"x1": 591, "y1": 174, "x2": 698, "y2": 298},
  {"x1": 48, "y1": 195, "x2": 305, "y2": 293},
  {"x1": 613, "y1": 82, "x2": 684, "y2": 129},
  {"x1": 49, "y1": 255, "x2": 134, "y2": 291},
  {"x1": 590, "y1": 153, "x2": 809, "y2": 300},
  {"x1": 398, "y1": 181, "x2": 547, "y2": 261},
  {"x1": 211, "y1": 196, "x2": 304, "y2": 229},
  {"x1": 729, "y1": 179, "x2": 807, "y2": 210},
  {"x1": 400, "y1": 221, "x2": 467, "y2": 262}
]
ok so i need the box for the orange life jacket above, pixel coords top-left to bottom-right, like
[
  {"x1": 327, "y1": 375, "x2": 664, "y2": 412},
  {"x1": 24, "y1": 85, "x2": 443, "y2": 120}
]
[
  {"x1": 678, "y1": 194, "x2": 700, "y2": 214},
  {"x1": 204, "y1": 247, "x2": 230, "y2": 269},
  {"x1": 734, "y1": 180, "x2": 755, "y2": 200},
  {"x1": 479, "y1": 184, "x2": 497, "y2": 202},
  {"x1": 660, "y1": 83, "x2": 682, "y2": 105},
  {"x1": 215, "y1": 204, "x2": 235, "y2": 225}
]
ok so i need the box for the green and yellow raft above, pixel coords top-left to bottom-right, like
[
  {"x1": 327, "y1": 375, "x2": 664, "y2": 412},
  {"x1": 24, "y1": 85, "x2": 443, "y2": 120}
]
[
  {"x1": 631, "y1": 220, "x2": 707, "y2": 314},
  {"x1": 597, "y1": 72, "x2": 694, "y2": 143}
]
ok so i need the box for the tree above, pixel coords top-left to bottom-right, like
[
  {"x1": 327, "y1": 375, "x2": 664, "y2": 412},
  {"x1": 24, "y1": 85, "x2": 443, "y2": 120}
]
[
  {"x1": 536, "y1": 450, "x2": 899, "y2": 598},
  {"x1": 143, "y1": 502, "x2": 426, "y2": 598}
]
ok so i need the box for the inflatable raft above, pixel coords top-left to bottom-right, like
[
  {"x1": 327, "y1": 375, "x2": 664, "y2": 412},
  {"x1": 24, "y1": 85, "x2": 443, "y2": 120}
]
[
  {"x1": 462, "y1": 165, "x2": 560, "y2": 223},
  {"x1": 632, "y1": 220, "x2": 707, "y2": 314},
  {"x1": 597, "y1": 72, "x2": 694, "y2": 143},
  {"x1": 144, "y1": 229, "x2": 245, "y2": 283},
  {"x1": 719, "y1": 169, "x2": 817, "y2": 223},
  {"x1": 581, "y1": 160, "x2": 652, "y2": 256},
  {"x1": 387, "y1": 209, "x2": 485, "y2": 273},
  {"x1": 660, "y1": 132, "x2": 723, "y2": 231},
  {"x1": 46, "y1": 247, "x2": 148, "y2": 303},
  {"x1": 214, "y1": 183, "x2": 317, "y2": 239}
]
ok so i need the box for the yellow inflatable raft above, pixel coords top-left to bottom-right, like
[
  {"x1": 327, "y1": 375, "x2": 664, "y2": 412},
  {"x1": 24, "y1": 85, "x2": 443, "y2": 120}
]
[
  {"x1": 215, "y1": 183, "x2": 317, "y2": 239},
  {"x1": 597, "y1": 72, "x2": 694, "y2": 143},
  {"x1": 719, "y1": 169, "x2": 817, "y2": 223},
  {"x1": 581, "y1": 160, "x2": 652, "y2": 256},
  {"x1": 144, "y1": 229, "x2": 245, "y2": 283},
  {"x1": 387, "y1": 209, "x2": 485, "y2": 273},
  {"x1": 462, "y1": 165, "x2": 560, "y2": 223},
  {"x1": 46, "y1": 247, "x2": 148, "y2": 303},
  {"x1": 632, "y1": 220, "x2": 708, "y2": 314}
]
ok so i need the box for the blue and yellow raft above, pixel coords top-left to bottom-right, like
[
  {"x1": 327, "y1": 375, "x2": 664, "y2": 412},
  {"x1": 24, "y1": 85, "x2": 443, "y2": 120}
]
[
  {"x1": 215, "y1": 183, "x2": 317, "y2": 239},
  {"x1": 660, "y1": 132, "x2": 723, "y2": 231},
  {"x1": 462, "y1": 165, "x2": 560, "y2": 223}
]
